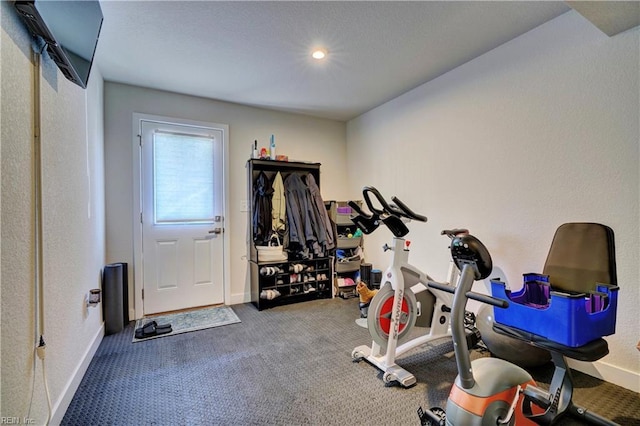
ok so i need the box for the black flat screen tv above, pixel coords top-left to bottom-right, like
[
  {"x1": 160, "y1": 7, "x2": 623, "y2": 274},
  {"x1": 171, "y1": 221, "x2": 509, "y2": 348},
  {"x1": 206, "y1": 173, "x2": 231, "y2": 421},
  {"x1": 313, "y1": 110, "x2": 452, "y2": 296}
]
[{"x1": 14, "y1": 0, "x2": 103, "y2": 89}]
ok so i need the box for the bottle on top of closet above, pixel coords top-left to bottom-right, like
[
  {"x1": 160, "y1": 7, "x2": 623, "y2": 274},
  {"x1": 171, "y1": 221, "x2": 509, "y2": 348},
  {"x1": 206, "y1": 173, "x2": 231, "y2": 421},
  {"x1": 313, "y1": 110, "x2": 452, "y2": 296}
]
[{"x1": 270, "y1": 135, "x2": 276, "y2": 160}]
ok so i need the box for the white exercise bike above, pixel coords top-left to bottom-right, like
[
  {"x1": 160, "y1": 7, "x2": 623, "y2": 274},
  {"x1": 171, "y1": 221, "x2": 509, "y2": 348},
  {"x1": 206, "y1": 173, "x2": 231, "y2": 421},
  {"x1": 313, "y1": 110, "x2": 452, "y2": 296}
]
[{"x1": 350, "y1": 187, "x2": 476, "y2": 387}]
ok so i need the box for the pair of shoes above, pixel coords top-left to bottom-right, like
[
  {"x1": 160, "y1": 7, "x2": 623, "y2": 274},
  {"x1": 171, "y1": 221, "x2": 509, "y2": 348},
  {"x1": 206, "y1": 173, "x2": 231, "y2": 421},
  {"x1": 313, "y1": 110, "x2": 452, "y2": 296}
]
[
  {"x1": 135, "y1": 320, "x2": 172, "y2": 339},
  {"x1": 260, "y1": 266, "x2": 279, "y2": 276},
  {"x1": 289, "y1": 263, "x2": 305, "y2": 273},
  {"x1": 260, "y1": 289, "x2": 281, "y2": 300}
]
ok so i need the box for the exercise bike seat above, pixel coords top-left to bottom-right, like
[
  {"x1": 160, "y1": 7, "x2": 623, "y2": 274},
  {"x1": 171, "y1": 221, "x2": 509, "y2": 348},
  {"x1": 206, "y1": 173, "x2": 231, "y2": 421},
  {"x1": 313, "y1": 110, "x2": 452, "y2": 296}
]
[
  {"x1": 493, "y1": 323, "x2": 609, "y2": 363},
  {"x1": 491, "y1": 223, "x2": 620, "y2": 425},
  {"x1": 491, "y1": 223, "x2": 618, "y2": 348}
]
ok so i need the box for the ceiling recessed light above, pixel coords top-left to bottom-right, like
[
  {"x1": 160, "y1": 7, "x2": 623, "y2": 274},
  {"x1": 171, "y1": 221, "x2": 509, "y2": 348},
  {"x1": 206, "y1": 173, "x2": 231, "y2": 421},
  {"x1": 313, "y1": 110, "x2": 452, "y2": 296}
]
[{"x1": 311, "y1": 48, "x2": 327, "y2": 60}]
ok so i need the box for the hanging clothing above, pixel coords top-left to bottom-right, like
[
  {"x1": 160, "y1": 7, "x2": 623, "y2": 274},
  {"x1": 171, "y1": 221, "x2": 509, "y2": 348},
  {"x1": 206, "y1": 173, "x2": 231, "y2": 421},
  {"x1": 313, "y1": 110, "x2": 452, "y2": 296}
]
[
  {"x1": 271, "y1": 172, "x2": 286, "y2": 235},
  {"x1": 252, "y1": 171, "x2": 273, "y2": 245},
  {"x1": 305, "y1": 173, "x2": 335, "y2": 255},
  {"x1": 283, "y1": 173, "x2": 316, "y2": 257}
]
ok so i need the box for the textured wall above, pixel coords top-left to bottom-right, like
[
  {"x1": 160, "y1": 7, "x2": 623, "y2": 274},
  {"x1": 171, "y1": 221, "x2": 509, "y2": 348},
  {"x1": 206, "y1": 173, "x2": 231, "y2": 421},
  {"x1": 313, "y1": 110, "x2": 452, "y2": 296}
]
[
  {"x1": 103, "y1": 83, "x2": 347, "y2": 309},
  {"x1": 347, "y1": 10, "x2": 639, "y2": 389},
  {"x1": 1, "y1": 1, "x2": 36, "y2": 418},
  {"x1": 1, "y1": 1, "x2": 106, "y2": 421}
]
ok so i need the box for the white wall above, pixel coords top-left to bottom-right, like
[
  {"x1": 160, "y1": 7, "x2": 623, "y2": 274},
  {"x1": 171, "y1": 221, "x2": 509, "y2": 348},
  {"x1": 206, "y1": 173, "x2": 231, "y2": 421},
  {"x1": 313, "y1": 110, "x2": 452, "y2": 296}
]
[
  {"x1": 347, "y1": 10, "x2": 639, "y2": 391},
  {"x1": 1, "y1": 1, "x2": 106, "y2": 422},
  {"x1": 103, "y1": 83, "x2": 347, "y2": 310}
]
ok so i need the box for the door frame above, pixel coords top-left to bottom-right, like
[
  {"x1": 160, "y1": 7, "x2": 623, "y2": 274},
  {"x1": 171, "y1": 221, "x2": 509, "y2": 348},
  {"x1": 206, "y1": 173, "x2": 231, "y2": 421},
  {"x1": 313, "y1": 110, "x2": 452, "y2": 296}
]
[{"x1": 131, "y1": 113, "x2": 230, "y2": 320}]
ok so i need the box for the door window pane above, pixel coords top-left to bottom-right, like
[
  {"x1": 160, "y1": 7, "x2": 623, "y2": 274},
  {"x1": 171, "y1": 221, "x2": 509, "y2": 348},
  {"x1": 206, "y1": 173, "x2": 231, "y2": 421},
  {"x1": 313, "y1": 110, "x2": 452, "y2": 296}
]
[{"x1": 153, "y1": 131, "x2": 214, "y2": 224}]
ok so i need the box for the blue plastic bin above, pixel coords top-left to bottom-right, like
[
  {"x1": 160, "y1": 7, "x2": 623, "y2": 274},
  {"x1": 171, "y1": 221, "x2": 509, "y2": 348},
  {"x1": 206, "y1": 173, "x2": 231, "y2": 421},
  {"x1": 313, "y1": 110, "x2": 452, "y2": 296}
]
[{"x1": 490, "y1": 273, "x2": 619, "y2": 347}]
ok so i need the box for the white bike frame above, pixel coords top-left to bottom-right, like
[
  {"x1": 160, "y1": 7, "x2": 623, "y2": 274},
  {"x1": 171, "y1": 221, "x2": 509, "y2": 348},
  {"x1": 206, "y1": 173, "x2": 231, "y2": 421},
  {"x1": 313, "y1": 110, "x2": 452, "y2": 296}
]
[{"x1": 353, "y1": 235, "x2": 459, "y2": 387}]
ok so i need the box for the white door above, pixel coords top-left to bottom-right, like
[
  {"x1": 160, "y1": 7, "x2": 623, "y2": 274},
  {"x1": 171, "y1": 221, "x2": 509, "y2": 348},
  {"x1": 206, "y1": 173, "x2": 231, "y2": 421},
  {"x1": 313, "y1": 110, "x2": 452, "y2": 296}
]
[{"x1": 140, "y1": 120, "x2": 225, "y2": 314}]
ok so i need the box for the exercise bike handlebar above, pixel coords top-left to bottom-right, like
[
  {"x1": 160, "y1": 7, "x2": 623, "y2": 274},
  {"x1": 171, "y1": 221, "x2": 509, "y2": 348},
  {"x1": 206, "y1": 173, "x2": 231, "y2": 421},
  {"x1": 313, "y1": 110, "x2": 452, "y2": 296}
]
[
  {"x1": 348, "y1": 200, "x2": 372, "y2": 219},
  {"x1": 362, "y1": 186, "x2": 397, "y2": 217},
  {"x1": 390, "y1": 196, "x2": 428, "y2": 222},
  {"x1": 345, "y1": 186, "x2": 428, "y2": 237},
  {"x1": 362, "y1": 186, "x2": 427, "y2": 222},
  {"x1": 428, "y1": 281, "x2": 509, "y2": 309}
]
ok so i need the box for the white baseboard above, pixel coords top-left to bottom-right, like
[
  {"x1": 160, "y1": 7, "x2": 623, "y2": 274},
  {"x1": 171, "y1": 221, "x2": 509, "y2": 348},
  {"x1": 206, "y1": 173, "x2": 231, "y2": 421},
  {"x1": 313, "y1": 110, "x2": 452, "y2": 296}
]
[
  {"x1": 229, "y1": 292, "x2": 251, "y2": 305},
  {"x1": 568, "y1": 358, "x2": 640, "y2": 393},
  {"x1": 49, "y1": 323, "x2": 104, "y2": 425}
]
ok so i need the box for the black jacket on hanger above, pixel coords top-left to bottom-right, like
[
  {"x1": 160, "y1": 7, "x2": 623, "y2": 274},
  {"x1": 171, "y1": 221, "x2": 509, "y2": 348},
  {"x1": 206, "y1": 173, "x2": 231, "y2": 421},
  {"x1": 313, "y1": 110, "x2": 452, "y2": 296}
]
[
  {"x1": 306, "y1": 173, "x2": 335, "y2": 256},
  {"x1": 284, "y1": 173, "x2": 316, "y2": 256},
  {"x1": 252, "y1": 171, "x2": 273, "y2": 245}
]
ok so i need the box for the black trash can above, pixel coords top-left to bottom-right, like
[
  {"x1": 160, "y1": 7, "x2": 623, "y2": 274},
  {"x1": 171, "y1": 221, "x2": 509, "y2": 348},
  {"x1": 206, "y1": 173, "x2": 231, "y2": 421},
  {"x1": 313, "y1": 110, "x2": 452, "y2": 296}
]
[
  {"x1": 103, "y1": 263, "x2": 125, "y2": 335},
  {"x1": 114, "y1": 262, "x2": 129, "y2": 325},
  {"x1": 359, "y1": 263, "x2": 372, "y2": 286},
  {"x1": 371, "y1": 269, "x2": 382, "y2": 289}
]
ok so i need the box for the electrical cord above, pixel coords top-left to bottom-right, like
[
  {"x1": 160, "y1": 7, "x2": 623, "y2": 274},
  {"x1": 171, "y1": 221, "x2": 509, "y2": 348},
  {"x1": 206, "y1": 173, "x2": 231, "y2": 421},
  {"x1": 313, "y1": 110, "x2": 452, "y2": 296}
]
[
  {"x1": 26, "y1": 336, "x2": 52, "y2": 425},
  {"x1": 39, "y1": 340, "x2": 53, "y2": 425},
  {"x1": 26, "y1": 345, "x2": 37, "y2": 421}
]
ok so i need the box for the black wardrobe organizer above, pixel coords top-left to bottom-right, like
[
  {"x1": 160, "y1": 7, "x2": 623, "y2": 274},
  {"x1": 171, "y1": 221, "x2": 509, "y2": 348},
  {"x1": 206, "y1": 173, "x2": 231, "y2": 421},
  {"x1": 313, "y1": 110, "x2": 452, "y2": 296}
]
[{"x1": 247, "y1": 159, "x2": 334, "y2": 310}]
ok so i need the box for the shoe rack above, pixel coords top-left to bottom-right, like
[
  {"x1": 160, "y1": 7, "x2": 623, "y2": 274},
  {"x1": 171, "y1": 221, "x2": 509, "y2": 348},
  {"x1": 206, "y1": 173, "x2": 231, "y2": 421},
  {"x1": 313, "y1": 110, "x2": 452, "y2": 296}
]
[
  {"x1": 247, "y1": 159, "x2": 333, "y2": 310},
  {"x1": 250, "y1": 258, "x2": 333, "y2": 310}
]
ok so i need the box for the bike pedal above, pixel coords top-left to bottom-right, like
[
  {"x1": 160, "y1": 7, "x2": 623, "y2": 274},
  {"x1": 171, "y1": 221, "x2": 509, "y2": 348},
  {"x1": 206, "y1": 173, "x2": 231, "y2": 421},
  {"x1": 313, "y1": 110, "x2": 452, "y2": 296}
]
[
  {"x1": 523, "y1": 385, "x2": 552, "y2": 408},
  {"x1": 417, "y1": 406, "x2": 446, "y2": 426}
]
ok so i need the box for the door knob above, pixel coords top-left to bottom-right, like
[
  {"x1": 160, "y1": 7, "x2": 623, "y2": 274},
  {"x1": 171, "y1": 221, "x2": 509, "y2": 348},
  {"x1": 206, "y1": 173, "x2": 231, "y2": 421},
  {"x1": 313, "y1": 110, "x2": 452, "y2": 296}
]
[{"x1": 208, "y1": 228, "x2": 222, "y2": 234}]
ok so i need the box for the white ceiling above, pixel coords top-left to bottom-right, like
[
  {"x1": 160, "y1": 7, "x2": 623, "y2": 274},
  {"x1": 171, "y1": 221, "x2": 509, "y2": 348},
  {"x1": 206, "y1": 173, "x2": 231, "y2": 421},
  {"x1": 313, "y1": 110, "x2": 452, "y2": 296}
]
[{"x1": 95, "y1": 1, "x2": 577, "y2": 121}]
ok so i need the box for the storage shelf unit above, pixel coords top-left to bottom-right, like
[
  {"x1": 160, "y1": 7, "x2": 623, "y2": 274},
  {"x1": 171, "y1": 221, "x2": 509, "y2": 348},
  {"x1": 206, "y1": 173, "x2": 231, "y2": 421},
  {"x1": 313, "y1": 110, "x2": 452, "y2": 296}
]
[
  {"x1": 247, "y1": 159, "x2": 333, "y2": 310},
  {"x1": 329, "y1": 201, "x2": 363, "y2": 299},
  {"x1": 249, "y1": 258, "x2": 332, "y2": 310}
]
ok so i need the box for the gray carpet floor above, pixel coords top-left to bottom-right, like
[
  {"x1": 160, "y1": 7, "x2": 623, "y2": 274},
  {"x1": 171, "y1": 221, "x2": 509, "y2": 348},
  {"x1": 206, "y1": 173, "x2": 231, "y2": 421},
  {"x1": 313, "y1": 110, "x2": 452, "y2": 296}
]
[{"x1": 62, "y1": 298, "x2": 640, "y2": 425}]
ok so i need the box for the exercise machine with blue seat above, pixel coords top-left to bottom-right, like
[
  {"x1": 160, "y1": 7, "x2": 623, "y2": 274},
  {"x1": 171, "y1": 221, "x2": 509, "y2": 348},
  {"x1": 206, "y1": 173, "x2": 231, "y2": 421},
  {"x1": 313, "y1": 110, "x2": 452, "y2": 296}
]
[
  {"x1": 490, "y1": 222, "x2": 620, "y2": 425},
  {"x1": 418, "y1": 224, "x2": 620, "y2": 425}
]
